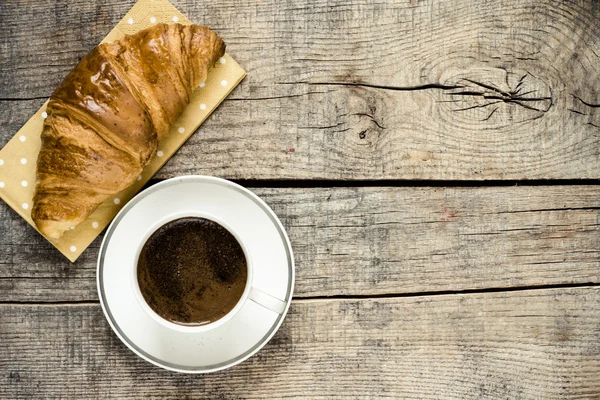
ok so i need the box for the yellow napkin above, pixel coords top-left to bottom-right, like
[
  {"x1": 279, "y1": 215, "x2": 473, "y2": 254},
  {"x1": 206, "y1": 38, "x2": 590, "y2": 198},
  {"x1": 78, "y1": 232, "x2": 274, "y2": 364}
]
[{"x1": 0, "y1": 0, "x2": 246, "y2": 262}]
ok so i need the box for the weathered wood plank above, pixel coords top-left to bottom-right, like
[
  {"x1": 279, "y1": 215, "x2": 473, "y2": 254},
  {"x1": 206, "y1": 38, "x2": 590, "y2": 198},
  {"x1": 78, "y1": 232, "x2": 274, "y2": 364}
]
[
  {"x1": 2, "y1": 185, "x2": 599, "y2": 302},
  {"x1": 1, "y1": 288, "x2": 600, "y2": 399},
  {"x1": 2, "y1": 0, "x2": 600, "y2": 179}
]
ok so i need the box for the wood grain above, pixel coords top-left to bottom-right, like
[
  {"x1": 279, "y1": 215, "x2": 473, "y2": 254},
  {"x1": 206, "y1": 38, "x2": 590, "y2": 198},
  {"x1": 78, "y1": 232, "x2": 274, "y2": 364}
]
[
  {"x1": 2, "y1": 1, "x2": 600, "y2": 397},
  {"x1": 2, "y1": 185, "x2": 599, "y2": 302},
  {"x1": 1, "y1": 288, "x2": 600, "y2": 399},
  {"x1": 2, "y1": 1, "x2": 600, "y2": 180}
]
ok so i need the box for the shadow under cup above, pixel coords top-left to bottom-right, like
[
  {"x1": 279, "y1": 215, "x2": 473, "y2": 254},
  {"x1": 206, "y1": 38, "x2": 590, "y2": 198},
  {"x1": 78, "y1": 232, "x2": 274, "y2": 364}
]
[{"x1": 132, "y1": 211, "x2": 253, "y2": 333}]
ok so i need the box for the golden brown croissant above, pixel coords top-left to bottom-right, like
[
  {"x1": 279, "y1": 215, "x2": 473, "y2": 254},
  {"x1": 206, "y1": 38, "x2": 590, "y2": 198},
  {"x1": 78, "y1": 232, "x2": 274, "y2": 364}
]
[{"x1": 32, "y1": 23, "x2": 225, "y2": 239}]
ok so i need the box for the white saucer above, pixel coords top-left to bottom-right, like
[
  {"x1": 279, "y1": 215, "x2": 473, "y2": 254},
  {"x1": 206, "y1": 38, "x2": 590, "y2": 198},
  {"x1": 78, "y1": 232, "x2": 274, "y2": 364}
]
[{"x1": 97, "y1": 176, "x2": 295, "y2": 373}]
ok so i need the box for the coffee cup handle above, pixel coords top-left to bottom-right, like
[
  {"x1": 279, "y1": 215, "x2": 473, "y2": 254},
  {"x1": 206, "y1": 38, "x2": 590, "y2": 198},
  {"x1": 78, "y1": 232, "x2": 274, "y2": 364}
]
[{"x1": 248, "y1": 287, "x2": 287, "y2": 314}]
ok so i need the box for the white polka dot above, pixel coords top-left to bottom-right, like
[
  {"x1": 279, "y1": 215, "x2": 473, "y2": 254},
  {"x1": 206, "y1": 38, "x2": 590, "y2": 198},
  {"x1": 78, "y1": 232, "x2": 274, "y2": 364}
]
[
  {"x1": 19, "y1": 135, "x2": 26, "y2": 142},
  {"x1": 21, "y1": 180, "x2": 27, "y2": 187},
  {"x1": 114, "y1": 198, "x2": 121, "y2": 205},
  {"x1": 92, "y1": 221, "x2": 99, "y2": 229},
  {"x1": 20, "y1": 158, "x2": 27, "y2": 165},
  {"x1": 157, "y1": 151, "x2": 164, "y2": 157},
  {"x1": 150, "y1": 17, "x2": 156, "y2": 23},
  {"x1": 0, "y1": 182, "x2": 4, "y2": 188},
  {"x1": 41, "y1": 112, "x2": 48, "y2": 119},
  {"x1": 199, "y1": 82, "x2": 206, "y2": 88},
  {"x1": 200, "y1": 103, "x2": 206, "y2": 110},
  {"x1": 0, "y1": 159, "x2": 4, "y2": 166},
  {"x1": 221, "y1": 80, "x2": 228, "y2": 86},
  {"x1": 178, "y1": 127, "x2": 185, "y2": 134},
  {"x1": 70, "y1": 245, "x2": 77, "y2": 253},
  {"x1": 127, "y1": 18, "x2": 134, "y2": 24},
  {"x1": 172, "y1": 16, "x2": 179, "y2": 22},
  {"x1": 219, "y1": 57, "x2": 226, "y2": 64},
  {"x1": 137, "y1": 175, "x2": 142, "y2": 181},
  {"x1": 22, "y1": 203, "x2": 29, "y2": 210},
  {"x1": 70, "y1": 226, "x2": 75, "y2": 230}
]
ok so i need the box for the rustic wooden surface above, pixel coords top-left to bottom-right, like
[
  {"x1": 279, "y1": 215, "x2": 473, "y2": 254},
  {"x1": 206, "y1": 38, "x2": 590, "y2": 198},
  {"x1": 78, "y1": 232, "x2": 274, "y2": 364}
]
[
  {"x1": 2, "y1": 0, "x2": 600, "y2": 180},
  {"x1": 2, "y1": 289, "x2": 600, "y2": 399},
  {"x1": 1, "y1": 0, "x2": 600, "y2": 398},
  {"x1": 2, "y1": 186, "x2": 600, "y2": 302}
]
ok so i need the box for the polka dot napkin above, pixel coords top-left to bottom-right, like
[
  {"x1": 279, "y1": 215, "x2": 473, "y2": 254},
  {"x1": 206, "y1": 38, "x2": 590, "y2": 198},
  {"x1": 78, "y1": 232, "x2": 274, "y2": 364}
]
[{"x1": 0, "y1": 0, "x2": 246, "y2": 262}]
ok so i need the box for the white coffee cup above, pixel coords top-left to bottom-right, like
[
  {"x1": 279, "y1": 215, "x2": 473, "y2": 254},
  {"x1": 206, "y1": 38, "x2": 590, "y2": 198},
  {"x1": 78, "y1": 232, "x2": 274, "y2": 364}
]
[{"x1": 131, "y1": 210, "x2": 278, "y2": 333}]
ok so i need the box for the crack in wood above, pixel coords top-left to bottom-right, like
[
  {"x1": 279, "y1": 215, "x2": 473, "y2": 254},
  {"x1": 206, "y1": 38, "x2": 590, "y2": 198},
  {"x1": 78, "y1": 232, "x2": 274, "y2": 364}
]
[
  {"x1": 453, "y1": 101, "x2": 503, "y2": 112},
  {"x1": 450, "y1": 77, "x2": 553, "y2": 113},
  {"x1": 288, "y1": 76, "x2": 554, "y2": 116},
  {"x1": 573, "y1": 94, "x2": 600, "y2": 108},
  {"x1": 298, "y1": 121, "x2": 346, "y2": 130},
  {"x1": 481, "y1": 107, "x2": 498, "y2": 121},
  {"x1": 495, "y1": 206, "x2": 600, "y2": 214},
  {"x1": 293, "y1": 282, "x2": 600, "y2": 301},
  {"x1": 226, "y1": 90, "x2": 333, "y2": 101},
  {"x1": 2, "y1": 283, "x2": 600, "y2": 305},
  {"x1": 0, "y1": 96, "x2": 48, "y2": 101},
  {"x1": 288, "y1": 81, "x2": 463, "y2": 92},
  {"x1": 588, "y1": 122, "x2": 600, "y2": 129},
  {"x1": 352, "y1": 113, "x2": 386, "y2": 129},
  {"x1": 461, "y1": 78, "x2": 512, "y2": 98},
  {"x1": 515, "y1": 56, "x2": 539, "y2": 61}
]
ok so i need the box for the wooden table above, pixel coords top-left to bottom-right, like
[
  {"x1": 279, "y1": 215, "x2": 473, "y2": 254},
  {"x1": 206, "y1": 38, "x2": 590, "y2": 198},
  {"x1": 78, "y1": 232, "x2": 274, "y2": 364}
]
[{"x1": 2, "y1": 0, "x2": 600, "y2": 398}]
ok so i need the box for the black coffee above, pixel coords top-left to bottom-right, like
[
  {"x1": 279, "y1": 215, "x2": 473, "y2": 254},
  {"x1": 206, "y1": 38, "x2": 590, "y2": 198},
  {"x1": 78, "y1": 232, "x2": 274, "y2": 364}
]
[{"x1": 137, "y1": 217, "x2": 247, "y2": 325}]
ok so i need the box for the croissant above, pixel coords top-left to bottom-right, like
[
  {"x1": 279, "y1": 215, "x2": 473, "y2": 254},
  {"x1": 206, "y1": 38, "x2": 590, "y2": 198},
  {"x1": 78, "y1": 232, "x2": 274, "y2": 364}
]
[{"x1": 32, "y1": 23, "x2": 225, "y2": 239}]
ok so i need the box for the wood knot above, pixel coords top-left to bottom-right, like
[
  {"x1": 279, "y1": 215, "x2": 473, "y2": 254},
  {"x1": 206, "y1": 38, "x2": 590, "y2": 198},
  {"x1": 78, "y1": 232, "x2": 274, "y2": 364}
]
[
  {"x1": 439, "y1": 68, "x2": 552, "y2": 126},
  {"x1": 344, "y1": 88, "x2": 386, "y2": 147},
  {"x1": 352, "y1": 113, "x2": 385, "y2": 131},
  {"x1": 353, "y1": 113, "x2": 384, "y2": 144},
  {"x1": 9, "y1": 371, "x2": 21, "y2": 383}
]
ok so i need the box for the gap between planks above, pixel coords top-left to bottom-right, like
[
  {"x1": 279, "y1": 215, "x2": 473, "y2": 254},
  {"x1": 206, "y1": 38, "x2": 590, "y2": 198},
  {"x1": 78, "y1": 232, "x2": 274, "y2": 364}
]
[
  {"x1": 2, "y1": 282, "x2": 600, "y2": 306},
  {"x1": 230, "y1": 179, "x2": 600, "y2": 188},
  {"x1": 102, "y1": 178, "x2": 600, "y2": 191}
]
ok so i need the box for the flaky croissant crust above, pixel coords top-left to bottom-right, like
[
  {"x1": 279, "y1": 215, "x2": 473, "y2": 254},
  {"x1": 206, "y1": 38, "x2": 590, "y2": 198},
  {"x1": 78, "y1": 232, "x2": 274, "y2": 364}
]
[{"x1": 32, "y1": 23, "x2": 225, "y2": 239}]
